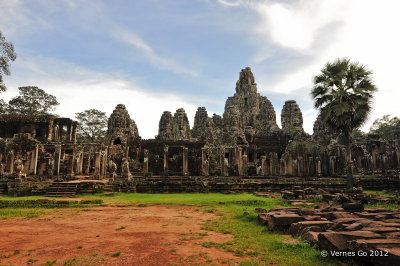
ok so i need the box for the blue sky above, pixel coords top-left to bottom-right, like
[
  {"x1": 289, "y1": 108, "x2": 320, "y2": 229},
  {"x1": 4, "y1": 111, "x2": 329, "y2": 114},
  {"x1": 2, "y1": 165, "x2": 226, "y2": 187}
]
[{"x1": 1, "y1": 0, "x2": 399, "y2": 138}]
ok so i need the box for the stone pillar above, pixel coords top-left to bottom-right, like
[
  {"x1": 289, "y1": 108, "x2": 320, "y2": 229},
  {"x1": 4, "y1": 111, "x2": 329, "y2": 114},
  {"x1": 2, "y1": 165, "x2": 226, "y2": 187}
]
[
  {"x1": 71, "y1": 123, "x2": 77, "y2": 143},
  {"x1": 6, "y1": 151, "x2": 15, "y2": 174},
  {"x1": 163, "y1": 146, "x2": 169, "y2": 176},
  {"x1": 33, "y1": 144, "x2": 39, "y2": 175},
  {"x1": 84, "y1": 154, "x2": 91, "y2": 175},
  {"x1": 143, "y1": 149, "x2": 149, "y2": 176},
  {"x1": 94, "y1": 152, "x2": 101, "y2": 177},
  {"x1": 316, "y1": 158, "x2": 321, "y2": 177},
  {"x1": 280, "y1": 158, "x2": 285, "y2": 176},
  {"x1": 69, "y1": 151, "x2": 75, "y2": 176},
  {"x1": 236, "y1": 147, "x2": 243, "y2": 175},
  {"x1": 66, "y1": 123, "x2": 72, "y2": 142},
  {"x1": 182, "y1": 147, "x2": 188, "y2": 176},
  {"x1": 242, "y1": 154, "x2": 248, "y2": 176},
  {"x1": 220, "y1": 151, "x2": 228, "y2": 177},
  {"x1": 55, "y1": 145, "x2": 62, "y2": 176},
  {"x1": 261, "y1": 155, "x2": 267, "y2": 176},
  {"x1": 101, "y1": 150, "x2": 108, "y2": 177},
  {"x1": 47, "y1": 119, "x2": 54, "y2": 142},
  {"x1": 201, "y1": 148, "x2": 209, "y2": 176},
  {"x1": 78, "y1": 153, "x2": 84, "y2": 175}
]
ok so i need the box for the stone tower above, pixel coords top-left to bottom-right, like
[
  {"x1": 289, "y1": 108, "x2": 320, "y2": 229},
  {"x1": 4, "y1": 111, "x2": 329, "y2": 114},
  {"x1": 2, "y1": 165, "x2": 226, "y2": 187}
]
[
  {"x1": 106, "y1": 104, "x2": 139, "y2": 145},
  {"x1": 281, "y1": 100, "x2": 304, "y2": 134},
  {"x1": 191, "y1": 107, "x2": 215, "y2": 142},
  {"x1": 157, "y1": 111, "x2": 173, "y2": 140},
  {"x1": 171, "y1": 108, "x2": 191, "y2": 140},
  {"x1": 157, "y1": 108, "x2": 191, "y2": 141},
  {"x1": 222, "y1": 67, "x2": 279, "y2": 144}
]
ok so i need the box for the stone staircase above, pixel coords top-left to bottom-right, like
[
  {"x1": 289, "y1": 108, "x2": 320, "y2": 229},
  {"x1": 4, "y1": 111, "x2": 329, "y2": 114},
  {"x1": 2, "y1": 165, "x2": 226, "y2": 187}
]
[{"x1": 46, "y1": 182, "x2": 78, "y2": 197}]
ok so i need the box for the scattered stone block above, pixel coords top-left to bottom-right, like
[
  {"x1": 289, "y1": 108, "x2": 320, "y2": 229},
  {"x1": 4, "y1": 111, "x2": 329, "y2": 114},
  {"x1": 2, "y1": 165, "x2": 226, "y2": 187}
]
[{"x1": 343, "y1": 202, "x2": 364, "y2": 212}]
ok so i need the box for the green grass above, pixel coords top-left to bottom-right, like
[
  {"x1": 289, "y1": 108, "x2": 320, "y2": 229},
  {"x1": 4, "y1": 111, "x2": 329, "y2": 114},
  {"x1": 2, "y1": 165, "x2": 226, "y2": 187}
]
[
  {"x1": 365, "y1": 203, "x2": 400, "y2": 209},
  {"x1": 63, "y1": 255, "x2": 106, "y2": 265},
  {"x1": 363, "y1": 190, "x2": 397, "y2": 198},
  {"x1": 0, "y1": 208, "x2": 56, "y2": 219}
]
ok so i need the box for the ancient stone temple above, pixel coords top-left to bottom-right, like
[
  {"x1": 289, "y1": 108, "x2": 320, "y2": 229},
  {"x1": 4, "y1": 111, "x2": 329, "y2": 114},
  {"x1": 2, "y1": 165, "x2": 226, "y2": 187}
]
[{"x1": 0, "y1": 67, "x2": 398, "y2": 183}]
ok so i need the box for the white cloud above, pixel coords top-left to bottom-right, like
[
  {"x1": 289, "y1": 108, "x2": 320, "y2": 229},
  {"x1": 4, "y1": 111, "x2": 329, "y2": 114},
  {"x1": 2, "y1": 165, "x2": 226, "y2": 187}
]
[
  {"x1": 2, "y1": 56, "x2": 198, "y2": 139},
  {"x1": 111, "y1": 28, "x2": 200, "y2": 77},
  {"x1": 217, "y1": 0, "x2": 242, "y2": 7},
  {"x1": 247, "y1": 0, "x2": 400, "y2": 133},
  {"x1": 0, "y1": 0, "x2": 52, "y2": 38}
]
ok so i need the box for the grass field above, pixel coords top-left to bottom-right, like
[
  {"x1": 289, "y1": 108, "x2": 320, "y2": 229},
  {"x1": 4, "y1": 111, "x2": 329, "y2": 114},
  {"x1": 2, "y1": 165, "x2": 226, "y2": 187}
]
[{"x1": 0, "y1": 193, "x2": 361, "y2": 265}]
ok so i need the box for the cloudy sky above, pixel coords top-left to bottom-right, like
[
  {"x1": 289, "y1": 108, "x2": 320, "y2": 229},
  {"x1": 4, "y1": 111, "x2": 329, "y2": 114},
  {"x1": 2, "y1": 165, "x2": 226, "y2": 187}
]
[{"x1": 1, "y1": 0, "x2": 399, "y2": 138}]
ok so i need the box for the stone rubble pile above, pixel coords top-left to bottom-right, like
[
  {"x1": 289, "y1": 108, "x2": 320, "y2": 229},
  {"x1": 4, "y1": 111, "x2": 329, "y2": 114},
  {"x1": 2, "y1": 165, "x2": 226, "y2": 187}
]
[
  {"x1": 257, "y1": 204, "x2": 400, "y2": 265},
  {"x1": 281, "y1": 186, "x2": 400, "y2": 205}
]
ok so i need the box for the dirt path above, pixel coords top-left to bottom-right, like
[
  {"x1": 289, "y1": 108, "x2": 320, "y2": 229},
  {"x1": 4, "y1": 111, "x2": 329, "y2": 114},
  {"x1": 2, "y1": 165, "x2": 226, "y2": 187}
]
[{"x1": 0, "y1": 205, "x2": 246, "y2": 265}]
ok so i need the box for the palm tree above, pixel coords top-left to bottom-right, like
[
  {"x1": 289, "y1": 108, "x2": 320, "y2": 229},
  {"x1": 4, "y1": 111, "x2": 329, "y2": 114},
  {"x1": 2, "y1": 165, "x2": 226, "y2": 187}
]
[{"x1": 311, "y1": 58, "x2": 377, "y2": 189}]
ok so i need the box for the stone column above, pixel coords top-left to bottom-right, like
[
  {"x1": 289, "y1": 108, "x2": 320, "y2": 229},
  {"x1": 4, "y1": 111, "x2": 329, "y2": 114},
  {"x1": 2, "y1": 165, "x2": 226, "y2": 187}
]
[
  {"x1": 163, "y1": 146, "x2": 169, "y2": 176},
  {"x1": 220, "y1": 151, "x2": 225, "y2": 176},
  {"x1": 6, "y1": 151, "x2": 15, "y2": 174},
  {"x1": 201, "y1": 148, "x2": 209, "y2": 176},
  {"x1": 261, "y1": 155, "x2": 267, "y2": 176},
  {"x1": 94, "y1": 152, "x2": 101, "y2": 177},
  {"x1": 316, "y1": 158, "x2": 321, "y2": 177},
  {"x1": 66, "y1": 123, "x2": 72, "y2": 142},
  {"x1": 33, "y1": 144, "x2": 39, "y2": 175},
  {"x1": 143, "y1": 149, "x2": 149, "y2": 176},
  {"x1": 84, "y1": 154, "x2": 91, "y2": 175},
  {"x1": 47, "y1": 119, "x2": 54, "y2": 142},
  {"x1": 242, "y1": 154, "x2": 248, "y2": 176},
  {"x1": 182, "y1": 147, "x2": 188, "y2": 176},
  {"x1": 236, "y1": 147, "x2": 243, "y2": 175},
  {"x1": 71, "y1": 123, "x2": 77, "y2": 143},
  {"x1": 78, "y1": 153, "x2": 84, "y2": 175},
  {"x1": 55, "y1": 145, "x2": 62, "y2": 176},
  {"x1": 101, "y1": 150, "x2": 108, "y2": 177},
  {"x1": 69, "y1": 151, "x2": 75, "y2": 176}
]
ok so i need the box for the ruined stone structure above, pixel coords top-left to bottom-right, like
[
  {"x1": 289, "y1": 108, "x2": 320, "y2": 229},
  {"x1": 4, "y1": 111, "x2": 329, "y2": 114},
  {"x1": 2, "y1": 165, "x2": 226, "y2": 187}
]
[{"x1": 0, "y1": 67, "x2": 398, "y2": 183}]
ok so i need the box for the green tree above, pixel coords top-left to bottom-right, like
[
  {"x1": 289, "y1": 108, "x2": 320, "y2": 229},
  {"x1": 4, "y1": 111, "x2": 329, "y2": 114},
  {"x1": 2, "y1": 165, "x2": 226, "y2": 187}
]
[
  {"x1": 7, "y1": 86, "x2": 59, "y2": 114},
  {"x1": 75, "y1": 109, "x2": 108, "y2": 143},
  {"x1": 311, "y1": 58, "x2": 377, "y2": 188},
  {"x1": 370, "y1": 115, "x2": 399, "y2": 140},
  {"x1": 0, "y1": 31, "x2": 16, "y2": 92}
]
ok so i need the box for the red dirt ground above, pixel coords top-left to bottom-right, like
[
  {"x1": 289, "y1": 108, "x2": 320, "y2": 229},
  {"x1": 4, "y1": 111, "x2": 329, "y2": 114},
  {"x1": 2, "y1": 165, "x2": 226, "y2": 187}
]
[{"x1": 0, "y1": 205, "x2": 247, "y2": 265}]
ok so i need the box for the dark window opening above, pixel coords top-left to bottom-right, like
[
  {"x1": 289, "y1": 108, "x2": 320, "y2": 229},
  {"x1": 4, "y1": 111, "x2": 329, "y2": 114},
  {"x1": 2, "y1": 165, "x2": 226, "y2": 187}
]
[
  {"x1": 249, "y1": 152, "x2": 253, "y2": 162},
  {"x1": 244, "y1": 97, "x2": 248, "y2": 106},
  {"x1": 113, "y1": 138, "x2": 122, "y2": 145},
  {"x1": 225, "y1": 153, "x2": 230, "y2": 159}
]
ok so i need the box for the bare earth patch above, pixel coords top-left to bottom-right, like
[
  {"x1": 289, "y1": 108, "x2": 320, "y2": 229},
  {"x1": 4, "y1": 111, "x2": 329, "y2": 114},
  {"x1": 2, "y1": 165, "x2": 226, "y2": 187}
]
[{"x1": 0, "y1": 205, "x2": 245, "y2": 265}]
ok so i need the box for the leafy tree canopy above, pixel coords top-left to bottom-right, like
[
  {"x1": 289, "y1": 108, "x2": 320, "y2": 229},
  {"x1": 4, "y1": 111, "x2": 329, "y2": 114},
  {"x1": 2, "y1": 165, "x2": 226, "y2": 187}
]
[
  {"x1": 0, "y1": 31, "x2": 17, "y2": 92},
  {"x1": 370, "y1": 115, "x2": 399, "y2": 140},
  {"x1": 75, "y1": 109, "x2": 108, "y2": 143},
  {"x1": 311, "y1": 58, "x2": 377, "y2": 188},
  {"x1": 311, "y1": 58, "x2": 378, "y2": 137},
  {"x1": 7, "y1": 86, "x2": 59, "y2": 114}
]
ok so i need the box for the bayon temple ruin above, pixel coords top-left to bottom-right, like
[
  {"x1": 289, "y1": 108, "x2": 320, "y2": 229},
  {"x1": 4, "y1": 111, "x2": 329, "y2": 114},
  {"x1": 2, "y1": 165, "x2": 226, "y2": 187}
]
[{"x1": 0, "y1": 67, "x2": 399, "y2": 194}]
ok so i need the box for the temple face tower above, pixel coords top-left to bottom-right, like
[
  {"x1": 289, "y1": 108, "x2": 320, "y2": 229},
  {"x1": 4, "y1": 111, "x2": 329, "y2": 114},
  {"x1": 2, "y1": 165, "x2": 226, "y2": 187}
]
[
  {"x1": 192, "y1": 107, "x2": 216, "y2": 142},
  {"x1": 157, "y1": 108, "x2": 191, "y2": 141},
  {"x1": 223, "y1": 67, "x2": 279, "y2": 143},
  {"x1": 107, "y1": 104, "x2": 139, "y2": 145},
  {"x1": 281, "y1": 100, "x2": 304, "y2": 134},
  {"x1": 157, "y1": 111, "x2": 173, "y2": 140},
  {"x1": 172, "y1": 108, "x2": 191, "y2": 140}
]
